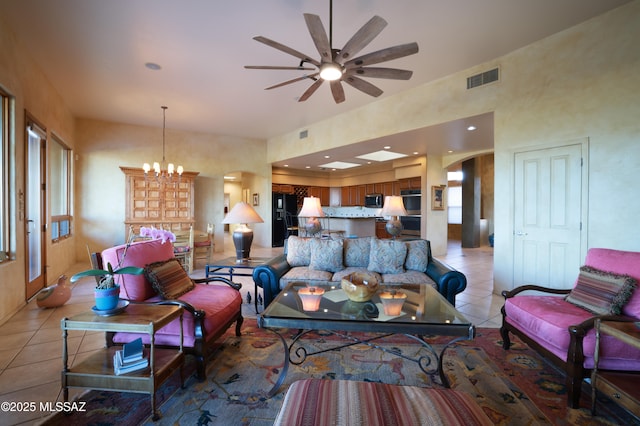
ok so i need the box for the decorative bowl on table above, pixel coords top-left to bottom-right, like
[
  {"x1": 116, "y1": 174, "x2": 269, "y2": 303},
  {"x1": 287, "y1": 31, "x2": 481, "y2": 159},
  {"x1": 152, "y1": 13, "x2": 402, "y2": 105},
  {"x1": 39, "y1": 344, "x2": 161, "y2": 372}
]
[{"x1": 341, "y1": 272, "x2": 379, "y2": 302}]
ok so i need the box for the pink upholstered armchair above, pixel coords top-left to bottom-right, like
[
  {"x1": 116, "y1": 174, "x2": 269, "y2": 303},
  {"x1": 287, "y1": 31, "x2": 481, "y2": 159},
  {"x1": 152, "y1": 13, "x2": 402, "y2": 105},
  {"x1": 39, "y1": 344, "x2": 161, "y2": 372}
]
[
  {"x1": 99, "y1": 238, "x2": 243, "y2": 380},
  {"x1": 501, "y1": 248, "x2": 640, "y2": 408}
]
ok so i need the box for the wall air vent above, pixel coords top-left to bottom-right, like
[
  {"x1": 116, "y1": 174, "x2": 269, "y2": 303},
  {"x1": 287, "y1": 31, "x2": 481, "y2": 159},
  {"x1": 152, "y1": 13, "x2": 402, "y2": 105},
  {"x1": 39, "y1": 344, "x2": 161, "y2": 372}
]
[
  {"x1": 299, "y1": 130, "x2": 308, "y2": 139},
  {"x1": 467, "y1": 68, "x2": 499, "y2": 89}
]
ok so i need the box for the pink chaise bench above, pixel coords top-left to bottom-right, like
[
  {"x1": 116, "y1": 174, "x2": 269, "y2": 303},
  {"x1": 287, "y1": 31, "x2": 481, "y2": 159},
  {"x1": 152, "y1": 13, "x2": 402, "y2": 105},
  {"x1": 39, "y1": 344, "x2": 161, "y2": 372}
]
[
  {"x1": 99, "y1": 238, "x2": 243, "y2": 380},
  {"x1": 501, "y1": 247, "x2": 640, "y2": 408}
]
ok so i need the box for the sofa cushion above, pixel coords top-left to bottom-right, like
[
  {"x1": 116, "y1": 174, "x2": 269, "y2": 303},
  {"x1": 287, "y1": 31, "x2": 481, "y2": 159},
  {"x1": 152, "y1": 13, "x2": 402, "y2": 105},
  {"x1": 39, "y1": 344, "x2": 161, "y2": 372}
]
[
  {"x1": 368, "y1": 239, "x2": 407, "y2": 274},
  {"x1": 565, "y1": 266, "x2": 636, "y2": 315},
  {"x1": 275, "y1": 379, "x2": 492, "y2": 426},
  {"x1": 343, "y1": 237, "x2": 372, "y2": 268},
  {"x1": 286, "y1": 236, "x2": 312, "y2": 267},
  {"x1": 112, "y1": 283, "x2": 242, "y2": 348},
  {"x1": 505, "y1": 295, "x2": 640, "y2": 370},
  {"x1": 332, "y1": 267, "x2": 382, "y2": 284},
  {"x1": 101, "y1": 239, "x2": 175, "y2": 302},
  {"x1": 280, "y1": 266, "x2": 333, "y2": 290},
  {"x1": 309, "y1": 238, "x2": 344, "y2": 272},
  {"x1": 144, "y1": 258, "x2": 195, "y2": 299},
  {"x1": 382, "y1": 270, "x2": 436, "y2": 287},
  {"x1": 404, "y1": 240, "x2": 429, "y2": 272}
]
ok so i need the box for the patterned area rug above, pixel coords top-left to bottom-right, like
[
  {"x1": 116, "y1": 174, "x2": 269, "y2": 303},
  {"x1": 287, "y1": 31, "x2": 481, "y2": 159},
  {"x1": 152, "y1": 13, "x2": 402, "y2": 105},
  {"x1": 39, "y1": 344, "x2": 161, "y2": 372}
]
[{"x1": 44, "y1": 320, "x2": 637, "y2": 425}]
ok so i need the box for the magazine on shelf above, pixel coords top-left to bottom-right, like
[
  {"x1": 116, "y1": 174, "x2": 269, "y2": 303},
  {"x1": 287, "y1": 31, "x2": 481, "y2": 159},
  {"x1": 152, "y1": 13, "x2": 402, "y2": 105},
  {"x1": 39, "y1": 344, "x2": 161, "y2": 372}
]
[
  {"x1": 121, "y1": 337, "x2": 144, "y2": 362},
  {"x1": 113, "y1": 349, "x2": 148, "y2": 375}
]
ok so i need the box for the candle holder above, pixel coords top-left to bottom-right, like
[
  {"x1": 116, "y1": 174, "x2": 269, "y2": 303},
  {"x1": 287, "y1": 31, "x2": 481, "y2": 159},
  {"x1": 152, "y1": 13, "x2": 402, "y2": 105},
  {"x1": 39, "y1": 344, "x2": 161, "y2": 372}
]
[
  {"x1": 379, "y1": 290, "x2": 407, "y2": 316},
  {"x1": 298, "y1": 286, "x2": 325, "y2": 311}
]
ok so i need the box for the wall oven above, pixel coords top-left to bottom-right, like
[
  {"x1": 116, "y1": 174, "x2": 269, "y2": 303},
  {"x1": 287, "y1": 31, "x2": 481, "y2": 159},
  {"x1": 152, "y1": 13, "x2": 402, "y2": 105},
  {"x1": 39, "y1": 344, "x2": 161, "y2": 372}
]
[
  {"x1": 400, "y1": 189, "x2": 421, "y2": 215},
  {"x1": 400, "y1": 215, "x2": 421, "y2": 237}
]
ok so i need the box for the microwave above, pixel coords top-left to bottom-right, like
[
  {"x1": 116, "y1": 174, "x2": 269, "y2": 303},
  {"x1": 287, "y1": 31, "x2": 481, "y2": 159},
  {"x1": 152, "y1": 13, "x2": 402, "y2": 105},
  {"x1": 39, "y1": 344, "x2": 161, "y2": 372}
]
[{"x1": 364, "y1": 193, "x2": 383, "y2": 208}]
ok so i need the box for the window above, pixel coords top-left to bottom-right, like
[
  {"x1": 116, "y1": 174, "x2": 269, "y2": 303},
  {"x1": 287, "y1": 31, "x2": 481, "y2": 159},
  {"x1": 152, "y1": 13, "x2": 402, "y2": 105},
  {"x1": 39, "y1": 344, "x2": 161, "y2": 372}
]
[
  {"x1": 0, "y1": 89, "x2": 13, "y2": 262},
  {"x1": 447, "y1": 171, "x2": 463, "y2": 225},
  {"x1": 50, "y1": 134, "x2": 72, "y2": 242}
]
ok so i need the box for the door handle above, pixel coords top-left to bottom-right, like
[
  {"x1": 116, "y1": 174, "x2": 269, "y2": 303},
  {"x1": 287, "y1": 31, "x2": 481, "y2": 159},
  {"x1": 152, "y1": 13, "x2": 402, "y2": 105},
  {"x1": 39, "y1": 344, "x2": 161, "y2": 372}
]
[{"x1": 515, "y1": 231, "x2": 528, "y2": 236}]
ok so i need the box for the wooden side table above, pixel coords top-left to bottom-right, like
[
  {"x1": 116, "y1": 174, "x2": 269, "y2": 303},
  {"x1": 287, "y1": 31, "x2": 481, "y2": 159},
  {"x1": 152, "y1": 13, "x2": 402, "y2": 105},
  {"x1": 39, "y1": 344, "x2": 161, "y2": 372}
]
[
  {"x1": 61, "y1": 304, "x2": 184, "y2": 420},
  {"x1": 591, "y1": 320, "x2": 640, "y2": 418}
]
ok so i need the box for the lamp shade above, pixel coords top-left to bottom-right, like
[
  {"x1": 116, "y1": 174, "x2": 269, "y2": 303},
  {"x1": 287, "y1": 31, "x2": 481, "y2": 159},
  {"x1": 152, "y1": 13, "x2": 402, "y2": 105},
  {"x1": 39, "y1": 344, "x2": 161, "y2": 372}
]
[
  {"x1": 298, "y1": 197, "x2": 325, "y2": 218},
  {"x1": 380, "y1": 196, "x2": 407, "y2": 217},
  {"x1": 222, "y1": 202, "x2": 264, "y2": 224}
]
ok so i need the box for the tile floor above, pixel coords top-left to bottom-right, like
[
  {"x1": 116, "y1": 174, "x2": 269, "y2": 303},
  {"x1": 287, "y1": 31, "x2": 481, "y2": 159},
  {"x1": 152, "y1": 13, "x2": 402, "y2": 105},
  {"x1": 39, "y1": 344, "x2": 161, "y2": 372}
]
[{"x1": 0, "y1": 237, "x2": 499, "y2": 425}]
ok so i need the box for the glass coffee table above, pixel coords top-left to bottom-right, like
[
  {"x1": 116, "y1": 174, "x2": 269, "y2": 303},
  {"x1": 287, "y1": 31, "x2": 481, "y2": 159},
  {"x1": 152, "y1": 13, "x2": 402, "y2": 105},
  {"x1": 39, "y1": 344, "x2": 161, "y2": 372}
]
[{"x1": 257, "y1": 281, "x2": 474, "y2": 397}]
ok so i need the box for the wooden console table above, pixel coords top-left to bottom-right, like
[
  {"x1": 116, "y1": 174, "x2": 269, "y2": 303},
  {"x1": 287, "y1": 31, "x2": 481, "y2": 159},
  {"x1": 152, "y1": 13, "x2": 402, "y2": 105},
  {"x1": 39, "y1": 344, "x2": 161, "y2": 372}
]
[
  {"x1": 591, "y1": 320, "x2": 640, "y2": 418},
  {"x1": 61, "y1": 304, "x2": 184, "y2": 420}
]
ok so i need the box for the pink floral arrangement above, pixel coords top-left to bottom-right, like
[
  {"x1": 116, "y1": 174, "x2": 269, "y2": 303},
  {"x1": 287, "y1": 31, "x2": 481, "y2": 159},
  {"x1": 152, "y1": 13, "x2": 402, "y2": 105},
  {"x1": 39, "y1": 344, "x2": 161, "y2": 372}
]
[{"x1": 139, "y1": 226, "x2": 176, "y2": 243}]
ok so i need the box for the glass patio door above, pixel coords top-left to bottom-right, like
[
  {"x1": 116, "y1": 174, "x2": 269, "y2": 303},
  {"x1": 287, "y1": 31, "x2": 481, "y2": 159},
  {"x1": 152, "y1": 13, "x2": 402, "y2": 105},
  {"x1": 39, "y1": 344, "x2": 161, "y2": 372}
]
[{"x1": 25, "y1": 122, "x2": 46, "y2": 299}]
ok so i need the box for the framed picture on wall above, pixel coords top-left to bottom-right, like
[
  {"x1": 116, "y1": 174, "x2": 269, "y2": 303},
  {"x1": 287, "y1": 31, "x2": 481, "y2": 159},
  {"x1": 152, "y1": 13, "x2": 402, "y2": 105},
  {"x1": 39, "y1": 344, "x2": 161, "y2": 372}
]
[
  {"x1": 253, "y1": 193, "x2": 259, "y2": 206},
  {"x1": 431, "y1": 185, "x2": 446, "y2": 210}
]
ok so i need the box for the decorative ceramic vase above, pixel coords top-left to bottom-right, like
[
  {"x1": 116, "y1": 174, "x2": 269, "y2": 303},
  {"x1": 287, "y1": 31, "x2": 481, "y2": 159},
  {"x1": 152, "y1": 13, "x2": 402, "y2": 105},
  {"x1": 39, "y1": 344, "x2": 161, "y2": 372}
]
[
  {"x1": 36, "y1": 275, "x2": 72, "y2": 308},
  {"x1": 341, "y1": 272, "x2": 379, "y2": 302},
  {"x1": 94, "y1": 284, "x2": 120, "y2": 311}
]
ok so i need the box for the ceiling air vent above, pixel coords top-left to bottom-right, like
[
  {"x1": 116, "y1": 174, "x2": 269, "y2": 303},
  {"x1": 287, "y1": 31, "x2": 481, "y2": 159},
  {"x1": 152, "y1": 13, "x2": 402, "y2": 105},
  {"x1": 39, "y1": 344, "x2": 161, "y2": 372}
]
[{"x1": 467, "y1": 68, "x2": 499, "y2": 89}]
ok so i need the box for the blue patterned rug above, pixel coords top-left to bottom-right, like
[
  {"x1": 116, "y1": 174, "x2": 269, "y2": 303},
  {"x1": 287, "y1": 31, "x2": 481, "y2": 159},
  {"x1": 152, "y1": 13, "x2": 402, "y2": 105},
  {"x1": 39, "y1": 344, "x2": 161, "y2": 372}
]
[{"x1": 43, "y1": 321, "x2": 637, "y2": 425}]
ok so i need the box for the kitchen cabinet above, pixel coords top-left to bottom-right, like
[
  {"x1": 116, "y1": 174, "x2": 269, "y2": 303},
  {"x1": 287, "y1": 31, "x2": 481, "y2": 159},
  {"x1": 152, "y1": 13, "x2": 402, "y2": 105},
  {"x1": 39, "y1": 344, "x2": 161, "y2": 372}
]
[
  {"x1": 375, "y1": 220, "x2": 389, "y2": 239},
  {"x1": 308, "y1": 186, "x2": 330, "y2": 206},
  {"x1": 398, "y1": 178, "x2": 421, "y2": 190},
  {"x1": 272, "y1": 184, "x2": 294, "y2": 194}
]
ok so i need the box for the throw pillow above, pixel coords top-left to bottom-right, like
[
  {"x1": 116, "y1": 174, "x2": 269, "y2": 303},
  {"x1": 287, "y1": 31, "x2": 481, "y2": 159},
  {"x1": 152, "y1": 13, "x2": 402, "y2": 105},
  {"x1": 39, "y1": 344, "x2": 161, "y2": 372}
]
[
  {"x1": 565, "y1": 266, "x2": 637, "y2": 315},
  {"x1": 286, "y1": 236, "x2": 312, "y2": 267},
  {"x1": 367, "y1": 238, "x2": 407, "y2": 275},
  {"x1": 344, "y1": 237, "x2": 372, "y2": 267},
  {"x1": 309, "y1": 238, "x2": 344, "y2": 272},
  {"x1": 144, "y1": 258, "x2": 195, "y2": 299},
  {"x1": 404, "y1": 240, "x2": 429, "y2": 271}
]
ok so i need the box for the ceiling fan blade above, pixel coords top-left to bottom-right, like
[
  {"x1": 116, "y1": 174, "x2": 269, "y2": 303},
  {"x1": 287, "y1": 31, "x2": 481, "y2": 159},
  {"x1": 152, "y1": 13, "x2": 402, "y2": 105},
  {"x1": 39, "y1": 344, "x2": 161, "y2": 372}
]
[
  {"x1": 337, "y1": 15, "x2": 387, "y2": 64},
  {"x1": 298, "y1": 79, "x2": 324, "y2": 102},
  {"x1": 245, "y1": 65, "x2": 316, "y2": 70},
  {"x1": 345, "y1": 67, "x2": 413, "y2": 80},
  {"x1": 342, "y1": 75, "x2": 384, "y2": 98},
  {"x1": 304, "y1": 14, "x2": 332, "y2": 62},
  {"x1": 344, "y1": 42, "x2": 419, "y2": 68},
  {"x1": 265, "y1": 73, "x2": 319, "y2": 90},
  {"x1": 253, "y1": 36, "x2": 321, "y2": 67},
  {"x1": 330, "y1": 81, "x2": 346, "y2": 104}
]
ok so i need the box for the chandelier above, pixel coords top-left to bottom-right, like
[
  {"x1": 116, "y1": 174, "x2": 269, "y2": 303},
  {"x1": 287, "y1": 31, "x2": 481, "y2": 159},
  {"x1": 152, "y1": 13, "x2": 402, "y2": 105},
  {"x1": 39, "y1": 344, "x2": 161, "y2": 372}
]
[{"x1": 142, "y1": 106, "x2": 183, "y2": 179}]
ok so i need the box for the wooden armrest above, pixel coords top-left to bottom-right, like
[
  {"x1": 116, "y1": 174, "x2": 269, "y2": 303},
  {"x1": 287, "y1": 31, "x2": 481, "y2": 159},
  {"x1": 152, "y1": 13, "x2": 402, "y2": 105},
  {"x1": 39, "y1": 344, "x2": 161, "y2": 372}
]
[
  {"x1": 569, "y1": 314, "x2": 637, "y2": 336},
  {"x1": 152, "y1": 299, "x2": 205, "y2": 318},
  {"x1": 502, "y1": 284, "x2": 570, "y2": 299}
]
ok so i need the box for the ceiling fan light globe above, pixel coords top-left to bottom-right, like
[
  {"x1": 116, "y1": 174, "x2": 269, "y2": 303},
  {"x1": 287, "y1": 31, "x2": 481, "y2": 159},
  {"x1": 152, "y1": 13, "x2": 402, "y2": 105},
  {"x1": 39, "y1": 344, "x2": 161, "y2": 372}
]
[{"x1": 320, "y1": 63, "x2": 343, "y2": 81}]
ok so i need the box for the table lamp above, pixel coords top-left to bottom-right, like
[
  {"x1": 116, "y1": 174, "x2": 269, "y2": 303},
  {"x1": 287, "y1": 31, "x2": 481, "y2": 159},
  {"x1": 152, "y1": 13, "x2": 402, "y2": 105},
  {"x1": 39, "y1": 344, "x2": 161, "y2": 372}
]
[
  {"x1": 222, "y1": 201, "x2": 264, "y2": 262},
  {"x1": 298, "y1": 196, "x2": 325, "y2": 235},
  {"x1": 380, "y1": 196, "x2": 407, "y2": 238}
]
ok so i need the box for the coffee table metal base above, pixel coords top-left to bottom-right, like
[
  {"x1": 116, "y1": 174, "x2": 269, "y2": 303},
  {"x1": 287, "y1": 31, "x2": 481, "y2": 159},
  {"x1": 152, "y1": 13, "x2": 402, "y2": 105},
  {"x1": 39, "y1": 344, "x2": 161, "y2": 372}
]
[{"x1": 264, "y1": 328, "x2": 468, "y2": 398}]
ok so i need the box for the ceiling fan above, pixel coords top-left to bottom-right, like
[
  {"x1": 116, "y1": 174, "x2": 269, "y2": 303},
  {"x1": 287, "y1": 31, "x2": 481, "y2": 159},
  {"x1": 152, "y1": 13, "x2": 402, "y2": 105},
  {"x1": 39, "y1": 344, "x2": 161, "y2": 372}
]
[{"x1": 245, "y1": 0, "x2": 419, "y2": 104}]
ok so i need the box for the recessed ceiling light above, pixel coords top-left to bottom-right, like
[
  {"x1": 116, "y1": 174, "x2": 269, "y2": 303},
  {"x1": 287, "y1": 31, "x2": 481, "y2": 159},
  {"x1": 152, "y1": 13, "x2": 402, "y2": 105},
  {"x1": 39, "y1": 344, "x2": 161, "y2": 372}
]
[
  {"x1": 356, "y1": 150, "x2": 408, "y2": 162},
  {"x1": 324, "y1": 155, "x2": 330, "y2": 159},
  {"x1": 383, "y1": 146, "x2": 391, "y2": 150},
  {"x1": 319, "y1": 161, "x2": 361, "y2": 169},
  {"x1": 413, "y1": 151, "x2": 419, "y2": 155},
  {"x1": 467, "y1": 125, "x2": 476, "y2": 131},
  {"x1": 223, "y1": 176, "x2": 236, "y2": 180},
  {"x1": 145, "y1": 62, "x2": 162, "y2": 70},
  {"x1": 447, "y1": 150, "x2": 454, "y2": 153},
  {"x1": 305, "y1": 166, "x2": 311, "y2": 169},
  {"x1": 283, "y1": 164, "x2": 289, "y2": 167}
]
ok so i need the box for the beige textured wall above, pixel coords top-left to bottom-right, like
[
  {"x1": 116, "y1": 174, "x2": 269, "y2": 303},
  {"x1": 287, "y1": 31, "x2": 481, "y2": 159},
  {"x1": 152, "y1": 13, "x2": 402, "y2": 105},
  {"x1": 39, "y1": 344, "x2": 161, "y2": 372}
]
[
  {"x1": 0, "y1": 17, "x2": 76, "y2": 322},
  {"x1": 74, "y1": 119, "x2": 270, "y2": 259},
  {"x1": 267, "y1": 2, "x2": 640, "y2": 293}
]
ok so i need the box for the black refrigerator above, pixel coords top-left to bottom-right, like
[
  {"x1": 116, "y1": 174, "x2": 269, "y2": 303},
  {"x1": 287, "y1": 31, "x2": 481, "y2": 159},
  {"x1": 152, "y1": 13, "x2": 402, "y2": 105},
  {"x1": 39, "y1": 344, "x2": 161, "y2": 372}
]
[{"x1": 272, "y1": 193, "x2": 298, "y2": 247}]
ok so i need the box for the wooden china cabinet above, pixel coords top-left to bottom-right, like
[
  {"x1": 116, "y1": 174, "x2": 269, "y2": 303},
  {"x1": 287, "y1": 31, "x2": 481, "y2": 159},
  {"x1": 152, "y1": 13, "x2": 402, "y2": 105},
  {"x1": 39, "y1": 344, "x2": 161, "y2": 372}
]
[{"x1": 121, "y1": 167, "x2": 199, "y2": 236}]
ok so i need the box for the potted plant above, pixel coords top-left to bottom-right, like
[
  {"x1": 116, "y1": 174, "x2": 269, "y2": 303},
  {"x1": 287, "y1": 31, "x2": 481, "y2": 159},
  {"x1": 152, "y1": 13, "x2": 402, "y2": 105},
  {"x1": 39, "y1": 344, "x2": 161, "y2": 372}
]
[
  {"x1": 71, "y1": 227, "x2": 174, "y2": 310},
  {"x1": 71, "y1": 262, "x2": 144, "y2": 310}
]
